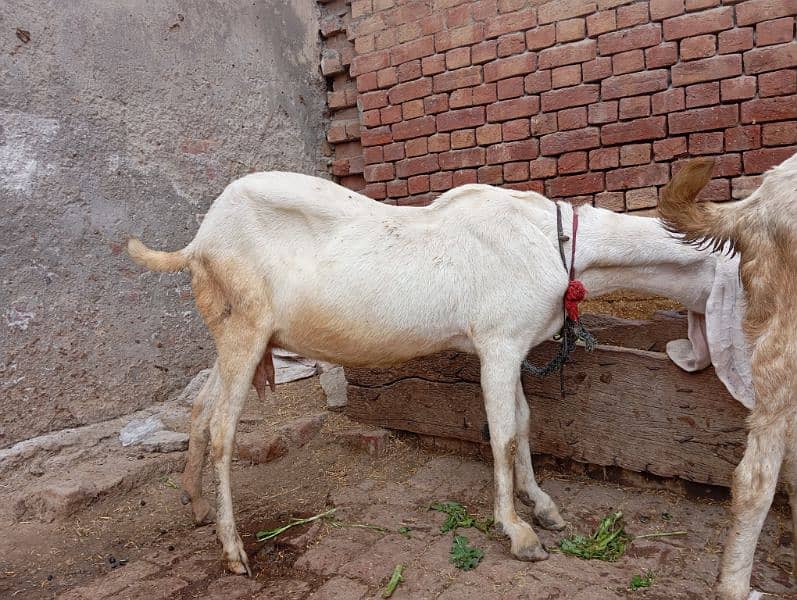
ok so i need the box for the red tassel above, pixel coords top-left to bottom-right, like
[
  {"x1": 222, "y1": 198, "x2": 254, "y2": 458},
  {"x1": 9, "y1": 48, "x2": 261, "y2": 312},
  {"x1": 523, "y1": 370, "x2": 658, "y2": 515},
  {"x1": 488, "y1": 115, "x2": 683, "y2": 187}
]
[{"x1": 564, "y1": 280, "x2": 587, "y2": 321}]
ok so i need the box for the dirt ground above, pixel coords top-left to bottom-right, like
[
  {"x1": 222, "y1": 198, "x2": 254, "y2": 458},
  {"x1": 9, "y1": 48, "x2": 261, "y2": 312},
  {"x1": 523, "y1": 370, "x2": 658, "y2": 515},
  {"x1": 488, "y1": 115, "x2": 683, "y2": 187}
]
[{"x1": 0, "y1": 374, "x2": 793, "y2": 600}]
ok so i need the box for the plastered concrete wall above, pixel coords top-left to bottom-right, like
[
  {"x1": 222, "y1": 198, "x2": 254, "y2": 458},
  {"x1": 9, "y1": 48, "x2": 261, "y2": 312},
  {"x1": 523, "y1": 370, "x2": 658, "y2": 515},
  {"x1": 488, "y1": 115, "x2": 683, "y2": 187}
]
[{"x1": 0, "y1": 1, "x2": 328, "y2": 446}]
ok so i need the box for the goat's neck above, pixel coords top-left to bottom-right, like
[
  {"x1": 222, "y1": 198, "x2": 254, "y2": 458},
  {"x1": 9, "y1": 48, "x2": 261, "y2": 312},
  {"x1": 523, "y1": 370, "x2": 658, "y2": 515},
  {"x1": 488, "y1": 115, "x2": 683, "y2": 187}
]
[{"x1": 572, "y1": 207, "x2": 715, "y2": 313}]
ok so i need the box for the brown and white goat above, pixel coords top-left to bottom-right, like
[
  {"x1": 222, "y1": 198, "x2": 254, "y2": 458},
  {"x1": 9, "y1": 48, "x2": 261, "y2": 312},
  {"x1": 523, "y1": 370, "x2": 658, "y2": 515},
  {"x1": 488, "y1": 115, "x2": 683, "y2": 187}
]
[
  {"x1": 659, "y1": 152, "x2": 797, "y2": 600},
  {"x1": 128, "y1": 171, "x2": 730, "y2": 577}
]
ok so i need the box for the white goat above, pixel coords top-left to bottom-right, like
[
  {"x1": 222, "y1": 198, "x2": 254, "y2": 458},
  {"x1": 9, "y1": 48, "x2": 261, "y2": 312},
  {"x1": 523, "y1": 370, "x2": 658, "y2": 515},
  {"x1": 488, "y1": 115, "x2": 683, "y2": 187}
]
[
  {"x1": 128, "y1": 171, "x2": 733, "y2": 577},
  {"x1": 660, "y1": 153, "x2": 797, "y2": 600}
]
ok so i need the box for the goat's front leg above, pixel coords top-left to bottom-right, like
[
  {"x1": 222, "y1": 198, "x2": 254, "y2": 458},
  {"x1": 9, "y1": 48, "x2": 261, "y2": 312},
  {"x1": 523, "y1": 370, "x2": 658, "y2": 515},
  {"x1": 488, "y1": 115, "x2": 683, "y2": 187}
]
[
  {"x1": 181, "y1": 362, "x2": 220, "y2": 525},
  {"x1": 481, "y1": 351, "x2": 548, "y2": 561},
  {"x1": 513, "y1": 380, "x2": 566, "y2": 530},
  {"x1": 717, "y1": 423, "x2": 785, "y2": 600}
]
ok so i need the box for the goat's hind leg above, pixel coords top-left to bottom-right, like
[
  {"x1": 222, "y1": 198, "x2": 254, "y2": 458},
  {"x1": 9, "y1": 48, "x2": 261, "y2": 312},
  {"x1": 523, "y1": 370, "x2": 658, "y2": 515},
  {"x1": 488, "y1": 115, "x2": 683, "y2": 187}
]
[
  {"x1": 513, "y1": 380, "x2": 566, "y2": 530},
  {"x1": 781, "y1": 419, "x2": 797, "y2": 584},
  {"x1": 180, "y1": 361, "x2": 220, "y2": 525}
]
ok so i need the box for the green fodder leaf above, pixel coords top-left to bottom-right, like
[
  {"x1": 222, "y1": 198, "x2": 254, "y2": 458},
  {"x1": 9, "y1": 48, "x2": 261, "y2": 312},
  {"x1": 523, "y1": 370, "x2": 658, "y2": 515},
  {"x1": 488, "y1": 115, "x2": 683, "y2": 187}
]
[
  {"x1": 558, "y1": 511, "x2": 632, "y2": 562},
  {"x1": 450, "y1": 535, "x2": 484, "y2": 571},
  {"x1": 430, "y1": 501, "x2": 475, "y2": 532},
  {"x1": 630, "y1": 570, "x2": 655, "y2": 590}
]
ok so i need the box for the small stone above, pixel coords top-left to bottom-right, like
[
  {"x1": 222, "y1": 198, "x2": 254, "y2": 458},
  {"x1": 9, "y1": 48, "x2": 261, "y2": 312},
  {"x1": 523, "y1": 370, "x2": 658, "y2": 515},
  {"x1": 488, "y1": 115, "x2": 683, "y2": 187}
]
[
  {"x1": 176, "y1": 368, "x2": 212, "y2": 405},
  {"x1": 336, "y1": 428, "x2": 389, "y2": 456},
  {"x1": 139, "y1": 430, "x2": 189, "y2": 453},
  {"x1": 320, "y1": 367, "x2": 347, "y2": 410}
]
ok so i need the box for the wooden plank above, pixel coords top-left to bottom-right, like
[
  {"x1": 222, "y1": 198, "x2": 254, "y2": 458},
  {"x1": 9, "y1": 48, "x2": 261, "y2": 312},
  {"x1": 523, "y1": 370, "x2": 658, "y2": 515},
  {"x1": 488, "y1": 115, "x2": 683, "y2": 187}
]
[
  {"x1": 580, "y1": 310, "x2": 687, "y2": 352},
  {"x1": 345, "y1": 334, "x2": 750, "y2": 488}
]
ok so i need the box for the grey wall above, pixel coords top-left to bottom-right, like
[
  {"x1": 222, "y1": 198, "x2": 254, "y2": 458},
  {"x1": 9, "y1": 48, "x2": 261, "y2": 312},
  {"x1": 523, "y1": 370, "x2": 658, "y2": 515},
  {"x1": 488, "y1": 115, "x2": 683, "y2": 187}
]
[{"x1": 0, "y1": 1, "x2": 328, "y2": 446}]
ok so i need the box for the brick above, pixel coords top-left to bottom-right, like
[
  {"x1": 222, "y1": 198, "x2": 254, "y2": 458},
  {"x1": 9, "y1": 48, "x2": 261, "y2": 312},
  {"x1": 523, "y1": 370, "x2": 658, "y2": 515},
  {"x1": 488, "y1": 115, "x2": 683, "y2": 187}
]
[
  {"x1": 377, "y1": 67, "x2": 399, "y2": 88},
  {"x1": 486, "y1": 96, "x2": 539, "y2": 121},
  {"x1": 446, "y1": 47, "x2": 471, "y2": 70},
  {"x1": 759, "y1": 70, "x2": 797, "y2": 97},
  {"x1": 541, "y1": 84, "x2": 600, "y2": 111},
  {"x1": 653, "y1": 136, "x2": 688, "y2": 160},
  {"x1": 582, "y1": 57, "x2": 613, "y2": 81},
  {"x1": 424, "y1": 94, "x2": 449, "y2": 114},
  {"x1": 526, "y1": 25, "x2": 557, "y2": 51},
  {"x1": 686, "y1": 0, "x2": 719, "y2": 10},
  {"x1": 435, "y1": 24, "x2": 485, "y2": 52},
  {"x1": 680, "y1": 34, "x2": 716, "y2": 61},
  {"x1": 363, "y1": 146, "x2": 384, "y2": 165},
  {"x1": 437, "y1": 107, "x2": 486, "y2": 132},
  {"x1": 552, "y1": 64, "x2": 582, "y2": 88},
  {"x1": 486, "y1": 139, "x2": 540, "y2": 162},
  {"x1": 405, "y1": 137, "x2": 428, "y2": 157},
  {"x1": 743, "y1": 145, "x2": 797, "y2": 173},
  {"x1": 364, "y1": 182, "x2": 387, "y2": 200},
  {"x1": 559, "y1": 151, "x2": 588, "y2": 173},
  {"x1": 499, "y1": 0, "x2": 526, "y2": 13},
  {"x1": 712, "y1": 153, "x2": 742, "y2": 177},
  {"x1": 375, "y1": 29, "x2": 399, "y2": 52},
  {"x1": 452, "y1": 169, "x2": 478, "y2": 185},
  {"x1": 686, "y1": 82, "x2": 720, "y2": 107},
  {"x1": 484, "y1": 53, "x2": 537, "y2": 82},
  {"x1": 388, "y1": 78, "x2": 433, "y2": 104},
  {"x1": 559, "y1": 106, "x2": 588, "y2": 130},
  {"x1": 354, "y1": 35, "x2": 375, "y2": 56},
  {"x1": 446, "y1": 3, "x2": 472, "y2": 28},
  {"x1": 321, "y1": 49, "x2": 344, "y2": 76},
  {"x1": 620, "y1": 96, "x2": 651, "y2": 119},
  {"x1": 386, "y1": 179, "x2": 409, "y2": 197},
  {"x1": 364, "y1": 163, "x2": 395, "y2": 182},
  {"x1": 350, "y1": 50, "x2": 390, "y2": 77},
  {"x1": 407, "y1": 174, "x2": 430, "y2": 194},
  {"x1": 602, "y1": 69, "x2": 669, "y2": 99},
  {"x1": 476, "y1": 123, "x2": 503, "y2": 145},
  {"x1": 620, "y1": 143, "x2": 652, "y2": 165},
  {"x1": 502, "y1": 118, "x2": 530, "y2": 141},
  {"x1": 531, "y1": 112, "x2": 558, "y2": 136},
  {"x1": 383, "y1": 141, "x2": 406, "y2": 161},
  {"x1": 650, "y1": 0, "x2": 684, "y2": 20},
  {"x1": 602, "y1": 115, "x2": 668, "y2": 143},
  {"x1": 736, "y1": 0, "x2": 797, "y2": 26},
  {"x1": 449, "y1": 88, "x2": 474, "y2": 108},
  {"x1": 606, "y1": 162, "x2": 669, "y2": 190},
  {"x1": 430, "y1": 171, "x2": 453, "y2": 191},
  {"x1": 697, "y1": 178, "x2": 730, "y2": 202},
  {"x1": 718, "y1": 28, "x2": 754, "y2": 54},
  {"x1": 472, "y1": 40, "x2": 498, "y2": 64},
  {"x1": 504, "y1": 161, "x2": 530, "y2": 181},
  {"x1": 403, "y1": 98, "x2": 426, "y2": 119},
  {"x1": 720, "y1": 76, "x2": 756, "y2": 101},
  {"x1": 472, "y1": 83, "x2": 498, "y2": 104},
  {"x1": 557, "y1": 18, "x2": 587, "y2": 43},
  {"x1": 618, "y1": 2, "x2": 649, "y2": 27},
  {"x1": 393, "y1": 116, "x2": 437, "y2": 141},
  {"x1": 360, "y1": 125, "x2": 392, "y2": 147},
  {"x1": 645, "y1": 42, "x2": 678, "y2": 67},
  {"x1": 497, "y1": 32, "x2": 527, "y2": 57},
  {"x1": 689, "y1": 131, "x2": 724, "y2": 154},
  {"x1": 362, "y1": 109, "x2": 380, "y2": 128},
  {"x1": 539, "y1": 39, "x2": 597, "y2": 69},
  {"x1": 546, "y1": 172, "x2": 605, "y2": 197},
  {"x1": 626, "y1": 187, "x2": 659, "y2": 210},
  {"x1": 525, "y1": 70, "x2": 552, "y2": 93},
  {"x1": 486, "y1": 8, "x2": 538, "y2": 38},
  {"x1": 741, "y1": 95, "x2": 797, "y2": 123},
  {"x1": 530, "y1": 157, "x2": 558, "y2": 178},
  {"x1": 497, "y1": 76, "x2": 525, "y2": 99},
  {"x1": 671, "y1": 54, "x2": 741, "y2": 85},
  {"x1": 477, "y1": 164, "x2": 503, "y2": 184},
  {"x1": 381, "y1": 105, "x2": 403, "y2": 124},
  {"x1": 598, "y1": 24, "x2": 662, "y2": 55},
  {"x1": 357, "y1": 72, "x2": 379, "y2": 93},
  {"x1": 613, "y1": 49, "x2": 645, "y2": 74},
  {"x1": 538, "y1": 0, "x2": 597, "y2": 24},
  {"x1": 428, "y1": 133, "x2": 450, "y2": 152},
  {"x1": 421, "y1": 54, "x2": 446, "y2": 76},
  {"x1": 669, "y1": 105, "x2": 739, "y2": 133},
  {"x1": 589, "y1": 101, "x2": 619, "y2": 123},
  {"x1": 725, "y1": 125, "x2": 761, "y2": 150},
  {"x1": 396, "y1": 154, "x2": 439, "y2": 177},
  {"x1": 756, "y1": 17, "x2": 795, "y2": 46},
  {"x1": 595, "y1": 191, "x2": 625, "y2": 210},
  {"x1": 652, "y1": 88, "x2": 685, "y2": 114},
  {"x1": 439, "y1": 147, "x2": 486, "y2": 169},
  {"x1": 732, "y1": 175, "x2": 764, "y2": 199},
  {"x1": 587, "y1": 10, "x2": 617, "y2": 36},
  {"x1": 540, "y1": 127, "x2": 601, "y2": 154},
  {"x1": 663, "y1": 7, "x2": 733, "y2": 40},
  {"x1": 433, "y1": 66, "x2": 483, "y2": 93},
  {"x1": 743, "y1": 43, "x2": 797, "y2": 74},
  {"x1": 590, "y1": 147, "x2": 620, "y2": 169}
]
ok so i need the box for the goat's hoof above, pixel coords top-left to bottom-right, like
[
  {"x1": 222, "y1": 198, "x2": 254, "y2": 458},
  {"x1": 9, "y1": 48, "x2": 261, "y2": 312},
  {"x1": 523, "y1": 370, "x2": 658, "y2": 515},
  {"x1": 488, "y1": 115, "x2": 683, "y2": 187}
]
[
  {"x1": 512, "y1": 542, "x2": 549, "y2": 562},
  {"x1": 715, "y1": 580, "x2": 751, "y2": 600},
  {"x1": 191, "y1": 497, "x2": 217, "y2": 526},
  {"x1": 223, "y1": 544, "x2": 252, "y2": 577},
  {"x1": 534, "y1": 507, "x2": 567, "y2": 531}
]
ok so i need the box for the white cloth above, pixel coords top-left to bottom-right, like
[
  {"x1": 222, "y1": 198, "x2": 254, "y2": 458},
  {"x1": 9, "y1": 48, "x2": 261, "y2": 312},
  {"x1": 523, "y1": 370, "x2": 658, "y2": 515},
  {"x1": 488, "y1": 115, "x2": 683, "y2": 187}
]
[{"x1": 665, "y1": 253, "x2": 755, "y2": 409}]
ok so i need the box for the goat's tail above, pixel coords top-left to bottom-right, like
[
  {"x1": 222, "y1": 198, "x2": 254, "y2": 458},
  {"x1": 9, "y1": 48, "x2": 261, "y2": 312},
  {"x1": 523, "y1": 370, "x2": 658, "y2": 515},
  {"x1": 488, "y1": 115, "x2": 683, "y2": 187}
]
[
  {"x1": 658, "y1": 157, "x2": 740, "y2": 253},
  {"x1": 127, "y1": 237, "x2": 189, "y2": 272}
]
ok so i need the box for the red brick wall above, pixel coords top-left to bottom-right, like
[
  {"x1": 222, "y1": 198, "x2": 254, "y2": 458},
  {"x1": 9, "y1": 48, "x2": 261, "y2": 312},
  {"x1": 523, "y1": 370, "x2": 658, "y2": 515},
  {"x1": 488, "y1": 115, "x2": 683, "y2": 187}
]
[{"x1": 319, "y1": 0, "x2": 797, "y2": 211}]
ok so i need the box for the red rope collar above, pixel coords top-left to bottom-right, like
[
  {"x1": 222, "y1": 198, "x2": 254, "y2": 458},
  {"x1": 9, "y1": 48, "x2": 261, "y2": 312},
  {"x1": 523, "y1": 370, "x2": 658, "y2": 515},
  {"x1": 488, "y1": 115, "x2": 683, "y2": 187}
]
[{"x1": 564, "y1": 208, "x2": 587, "y2": 321}]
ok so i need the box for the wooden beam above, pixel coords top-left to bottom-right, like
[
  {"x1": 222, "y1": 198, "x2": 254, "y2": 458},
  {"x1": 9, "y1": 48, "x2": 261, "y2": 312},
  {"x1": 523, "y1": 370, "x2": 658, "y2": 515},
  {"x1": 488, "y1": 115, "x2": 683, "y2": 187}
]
[{"x1": 344, "y1": 315, "x2": 749, "y2": 488}]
